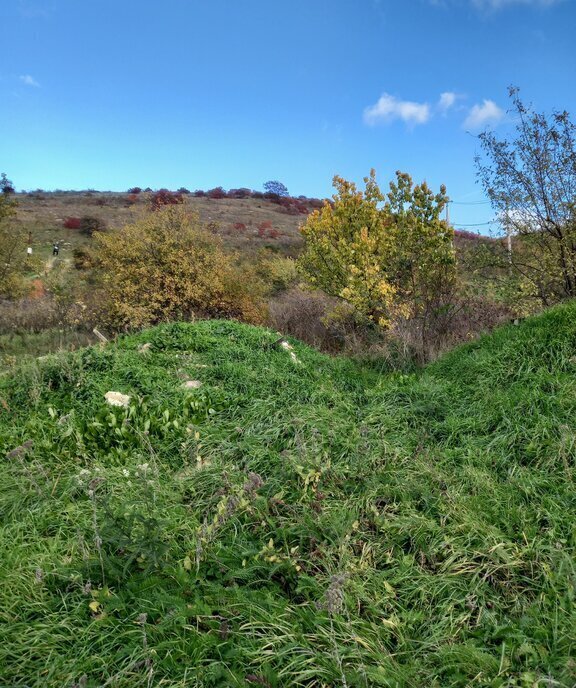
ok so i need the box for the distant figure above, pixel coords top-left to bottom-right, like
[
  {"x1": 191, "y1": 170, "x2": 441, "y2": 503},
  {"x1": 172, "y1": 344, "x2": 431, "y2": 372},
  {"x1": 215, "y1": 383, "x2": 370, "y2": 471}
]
[
  {"x1": 52, "y1": 243, "x2": 59, "y2": 256},
  {"x1": 27, "y1": 246, "x2": 33, "y2": 256}
]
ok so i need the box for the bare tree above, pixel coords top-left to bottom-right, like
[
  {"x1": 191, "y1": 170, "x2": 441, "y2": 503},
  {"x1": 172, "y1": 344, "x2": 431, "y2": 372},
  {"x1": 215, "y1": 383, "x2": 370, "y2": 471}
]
[{"x1": 476, "y1": 87, "x2": 576, "y2": 303}]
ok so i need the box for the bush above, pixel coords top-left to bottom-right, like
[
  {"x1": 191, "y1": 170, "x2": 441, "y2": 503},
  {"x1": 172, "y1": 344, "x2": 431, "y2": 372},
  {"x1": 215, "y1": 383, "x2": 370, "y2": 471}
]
[
  {"x1": 227, "y1": 188, "x2": 252, "y2": 199},
  {"x1": 127, "y1": 187, "x2": 142, "y2": 194},
  {"x1": 93, "y1": 205, "x2": 267, "y2": 330},
  {"x1": 149, "y1": 190, "x2": 184, "y2": 211},
  {"x1": 193, "y1": 190, "x2": 206, "y2": 197},
  {"x1": 256, "y1": 252, "x2": 298, "y2": 294},
  {"x1": 72, "y1": 246, "x2": 96, "y2": 271},
  {"x1": 177, "y1": 187, "x2": 191, "y2": 194},
  {"x1": 79, "y1": 216, "x2": 106, "y2": 236},
  {"x1": 206, "y1": 187, "x2": 227, "y2": 200},
  {"x1": 63, "y1": 217, "x2": 81, "y2": 230}
]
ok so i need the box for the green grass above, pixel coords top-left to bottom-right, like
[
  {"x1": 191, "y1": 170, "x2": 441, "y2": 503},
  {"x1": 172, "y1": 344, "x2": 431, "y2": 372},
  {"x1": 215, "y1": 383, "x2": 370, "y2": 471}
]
[
  {"x1": 0, "y1": 328, "x2": 96, "y2": 372},
  {"x1": 1, "y1": 307, "x2": 575, "y2": 687}
]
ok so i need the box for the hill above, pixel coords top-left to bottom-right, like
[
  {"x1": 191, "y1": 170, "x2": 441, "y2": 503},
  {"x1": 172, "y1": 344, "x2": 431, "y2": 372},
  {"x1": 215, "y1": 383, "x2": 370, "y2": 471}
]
[
  {"x1": 1, "y1": 302, "x2": 574, "y2": 686},
  {"x1": 14, "y1": 191, "x2": 312, "y2": 263},
  {"x1": 14, "y1": 191, "x2": 493, "y2": 265}
]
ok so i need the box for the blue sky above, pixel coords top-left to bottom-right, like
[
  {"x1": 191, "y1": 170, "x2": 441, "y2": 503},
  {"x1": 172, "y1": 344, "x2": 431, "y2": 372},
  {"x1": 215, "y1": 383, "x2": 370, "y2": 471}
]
[{"x1": 1, "y1": 0, "x2": 575, "y2": 231}]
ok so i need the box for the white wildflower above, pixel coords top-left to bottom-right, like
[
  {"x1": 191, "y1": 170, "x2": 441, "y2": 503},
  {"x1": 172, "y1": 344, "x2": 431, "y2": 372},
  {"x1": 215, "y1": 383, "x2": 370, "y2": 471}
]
[
  {"x1": 122, "y1": 469, "x2": 130, "y2": 477},
  {"x1": 105, "y1": 391, "x2": 131, "y2": 407}
]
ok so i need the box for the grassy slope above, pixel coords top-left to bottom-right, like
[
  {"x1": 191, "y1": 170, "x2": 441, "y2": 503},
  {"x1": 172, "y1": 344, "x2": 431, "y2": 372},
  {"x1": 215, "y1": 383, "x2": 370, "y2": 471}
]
[
  {"x1": 0, "y1": 306, "x2": 575, "y2": 687},
  {"x1": 15, "y1": 193, "x2": 307, "y2": 263}
]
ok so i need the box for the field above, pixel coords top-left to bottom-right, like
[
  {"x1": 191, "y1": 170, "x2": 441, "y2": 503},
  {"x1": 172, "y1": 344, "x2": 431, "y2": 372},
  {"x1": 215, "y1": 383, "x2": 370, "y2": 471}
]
[{"x1": 0, "y1": 303, "x2": 574, "y2": 686}]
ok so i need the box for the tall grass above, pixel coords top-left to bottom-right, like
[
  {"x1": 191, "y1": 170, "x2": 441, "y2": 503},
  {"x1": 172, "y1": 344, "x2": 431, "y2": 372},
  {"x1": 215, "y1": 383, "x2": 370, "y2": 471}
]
[{"x1": 0, "y1": 307, "x2": 575, "y2": 686}]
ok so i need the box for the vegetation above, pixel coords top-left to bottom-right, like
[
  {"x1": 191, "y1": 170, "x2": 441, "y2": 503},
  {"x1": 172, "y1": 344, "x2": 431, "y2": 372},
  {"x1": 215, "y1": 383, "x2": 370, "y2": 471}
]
[
  {"x1": 92, "y1": 205, "x2": 266, "y2": 330},
  {"x1": 476, "y1": 87, "x2": 576, "y2": 305},
  {"x1": 264, "y1": 180, "x2": 290, "y2": 197},
  {"x1": 0, "y1": 189, "x2": 39, "y2": 298},
  {"x1": 298, "y1": 171, "x2": 456, "y2": 359},
  {"x1": 1, "y1": 304, "x2": 575, "y2": 686}
]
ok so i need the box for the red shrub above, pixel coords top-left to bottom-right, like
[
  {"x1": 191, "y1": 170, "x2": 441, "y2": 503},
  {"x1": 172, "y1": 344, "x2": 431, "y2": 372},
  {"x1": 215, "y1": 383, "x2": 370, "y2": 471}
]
[
  {"x1": 233, "y1": 222, "x2": 247, "y2": 231},
  {"x1": 150, "y1": 189, "x2": 184, "y2": 210},
  {"x1": 63, "y1": 217, "x2": 81, "y2": 229}
]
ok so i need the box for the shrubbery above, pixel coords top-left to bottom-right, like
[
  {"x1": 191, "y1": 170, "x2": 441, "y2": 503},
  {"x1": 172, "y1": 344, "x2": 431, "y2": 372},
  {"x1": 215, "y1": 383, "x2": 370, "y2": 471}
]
[{"x1": 93, "y1": 205, "x2": 267, "y2": 330}]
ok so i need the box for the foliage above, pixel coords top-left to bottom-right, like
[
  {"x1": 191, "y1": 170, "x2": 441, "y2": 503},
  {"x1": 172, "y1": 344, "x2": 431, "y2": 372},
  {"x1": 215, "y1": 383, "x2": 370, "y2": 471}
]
[
  {"x1": 206, "y1": 186, "x2": 227, "y2": 200},
  {"x1": 0, "y1": 192, "x2": 35, "y2": 298},
  {"x1": 79, "y1": 215, "x2": 106, "y2": 236},
  {"x1": 476, "y1": 87, "x2": 576, "y2": 305},
  {"x1": 149, "y1": 189, "x2": 184, "y2": 210},
  {"x1": 63, "y1": 217, "x2": 81, "y2": 229},
  {"x1": 1, "y1": 307, "x2": 576, "y2": 685},
  {"x1": 0, "y1": 173, "x2": 15, "y2": 194},
  {"x1": 263, "y1": 180, "x2": 289, "y2": 197},
  {"x1": 298, "y1": 170, "x2": 456, "y2": 358},
  {"x1": 255, "y1": 251, "x2": 298, "y2": 294},
  {"x1": 93, "y1": 205, "x2": 266, "y2": 330}
]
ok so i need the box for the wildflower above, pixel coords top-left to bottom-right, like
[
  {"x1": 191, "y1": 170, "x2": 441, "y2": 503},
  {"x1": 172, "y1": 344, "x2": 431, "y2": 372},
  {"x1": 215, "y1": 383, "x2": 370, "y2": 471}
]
[
  {"x1": 122, "y1": 469, "x2": 130, "y2": 477},
  {"x1": 104, "y1": 391, "x2": 130, "y2": 407}
]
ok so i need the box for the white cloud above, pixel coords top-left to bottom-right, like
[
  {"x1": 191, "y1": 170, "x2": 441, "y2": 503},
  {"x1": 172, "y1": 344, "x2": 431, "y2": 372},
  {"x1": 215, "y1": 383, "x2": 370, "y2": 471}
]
[
  {"x1": 364, "y1": 93, "x2": 431, "y2": 127},
  {"x1": 20, "y1": 74, "x2": 40, "y2": 87},
  {"x1": 438, "y1": 92, "x2": 458, "y2": 114},
  {"x1": 463, "y1": 99, "x2": 504, "y2": 129}
]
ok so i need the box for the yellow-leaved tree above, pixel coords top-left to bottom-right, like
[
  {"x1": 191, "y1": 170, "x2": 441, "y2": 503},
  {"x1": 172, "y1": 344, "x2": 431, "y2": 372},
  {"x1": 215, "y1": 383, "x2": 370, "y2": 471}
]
[
  {"x1": 93, "y1": 205, "x2": 266, "y2": 330},
  {"x1": 298, "y1": 170, "x2": 457, "y2": 359}
]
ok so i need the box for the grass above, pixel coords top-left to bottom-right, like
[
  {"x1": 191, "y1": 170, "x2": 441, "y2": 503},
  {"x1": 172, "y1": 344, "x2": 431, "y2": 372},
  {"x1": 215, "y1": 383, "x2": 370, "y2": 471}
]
[
  {"x1": 0, "y1": 305, "x2": 575, "y2": 686},
  {"x1": 0, "y1": 328, "x2": 96, "y2": 372}
]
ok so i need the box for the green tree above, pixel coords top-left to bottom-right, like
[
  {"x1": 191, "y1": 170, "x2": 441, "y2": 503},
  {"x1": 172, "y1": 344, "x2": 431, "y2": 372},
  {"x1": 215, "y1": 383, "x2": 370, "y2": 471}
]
[
  {"x1": 298, "y1": 170, "x2": 456, "y2": 358},
  {"x1": 476, "y1": 87, "x2": 576, "y2": 305}
]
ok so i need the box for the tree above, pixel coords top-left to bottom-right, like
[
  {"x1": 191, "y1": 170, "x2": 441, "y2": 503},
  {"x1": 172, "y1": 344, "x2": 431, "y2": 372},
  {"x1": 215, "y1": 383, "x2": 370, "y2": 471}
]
[
  {"x1": 93, "y1": 205, "x2": 265, "y2": 330},
  {"x1": 476, "y1": 87, "x2": 576, "y2": 304},
  {"x1": 297, "y1": 170, "x2": 456, "y2": 357},
  {"x1": 263, "y1": 180, "x2": 289, "y2": 197},
  {"x1": 0, "y1": 173, "x2": 15, "y2": 194}
]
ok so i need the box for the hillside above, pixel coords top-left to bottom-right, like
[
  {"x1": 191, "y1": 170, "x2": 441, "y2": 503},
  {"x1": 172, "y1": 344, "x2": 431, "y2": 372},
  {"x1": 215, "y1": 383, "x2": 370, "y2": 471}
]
[
  {"x1": 14, "y1": 191, "x2": 493, "y2": 265},
  {"x1": 14, "y1": 192, "x2": 311, "y2": 263},
  {"x1": 1, "y1": 305, "x2": 574, "y2": 686}
]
